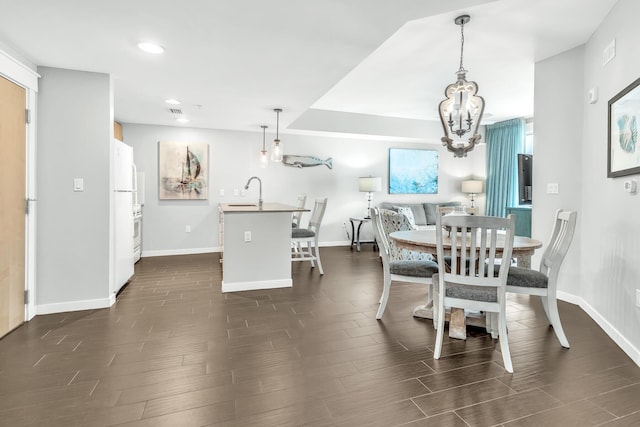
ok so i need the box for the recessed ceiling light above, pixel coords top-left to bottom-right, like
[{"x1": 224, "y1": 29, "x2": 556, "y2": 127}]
[
  {"x1": 176, "y1": 118, "x2": 190, "y2": 123},
  {"x1": 165, "y1": 99, "x2": 181, "y2": 105},
  {"x1": 137, "y1": 42, "x2": 165, "y2": 54}
]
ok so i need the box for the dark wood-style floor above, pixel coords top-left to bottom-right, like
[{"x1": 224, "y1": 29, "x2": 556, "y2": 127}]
[{"x1": 1, "y1": 247, "x2": 639, "y2": 426}]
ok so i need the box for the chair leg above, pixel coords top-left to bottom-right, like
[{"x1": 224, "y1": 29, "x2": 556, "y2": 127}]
[
  {"x1": 314, "y1": 241, "x2": 324, "y2": 275},
  {"x1": 433, "y1": 289, "x2": 445, "y2": 359},
  {"x1": 302, "y1": 241, "x2": 312, "y2": 268},
  {"x1": 546, "y1": 294, "x2": 570, "y2": 348},
  {"x1": 498, "y1": 309, "x2": 513, "y2": 373},
  {"x1": 376, "y1": 270, "x2": 391, "y2": 320},
  {"x1": 432, "y1": 287, "x2": 439, "y2": 330}
]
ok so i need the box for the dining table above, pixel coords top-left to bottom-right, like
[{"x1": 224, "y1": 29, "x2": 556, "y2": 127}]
[{"x1": 389, "y1": 228, "x2": 542, "y2": 340}]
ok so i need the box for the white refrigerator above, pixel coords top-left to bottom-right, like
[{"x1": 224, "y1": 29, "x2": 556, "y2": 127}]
[{"x1": 113, "y1": 139, "x2": 135, "y2": 294}]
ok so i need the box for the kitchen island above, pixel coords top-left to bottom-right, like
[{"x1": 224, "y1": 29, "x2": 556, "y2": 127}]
[{"x1": 219, "y1": 203, "x2": 308, "y2": 293}]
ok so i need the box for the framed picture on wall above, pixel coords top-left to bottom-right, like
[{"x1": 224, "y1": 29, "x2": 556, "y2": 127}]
[
  {"x1": 158, "y1": 141, "x2": 209, "y2": 200},
  {"x1": 388, "y1": 148, "x2": 438, "y2": 194},
  {"x1": 608, "y1": 77, "x2": 640, "y2": 178}
]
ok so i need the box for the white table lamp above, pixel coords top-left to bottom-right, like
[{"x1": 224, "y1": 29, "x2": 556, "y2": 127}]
[
  {"x1": 359, "y1": 176, "x2": 382, "y2": 218},
  {"x1": 461, "y1": 179, "x2": 483, "y2": 208}
]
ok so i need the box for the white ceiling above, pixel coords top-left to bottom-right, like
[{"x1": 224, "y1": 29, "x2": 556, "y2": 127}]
[{"x1": 0, "y1": 0, "x2": 617, "y2": 137}]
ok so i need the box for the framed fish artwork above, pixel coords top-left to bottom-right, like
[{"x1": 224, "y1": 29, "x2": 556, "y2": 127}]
[
  {"x1": 158, "y1": 141, "x2": 209, "y2": 199},
  {"x1": 608, "y1": 77, "x2": 640, "y2": 178},
  {"x1": 388, "y1": 148, "x2": 438, "y2": 194}
]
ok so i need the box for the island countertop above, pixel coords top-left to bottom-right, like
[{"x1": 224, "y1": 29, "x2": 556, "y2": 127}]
[{"x1": 220, "y1": 202, "x2": 308, "y2": 213}]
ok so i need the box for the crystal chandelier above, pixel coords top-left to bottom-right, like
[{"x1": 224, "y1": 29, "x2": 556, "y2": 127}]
[{"x1": 438, "y1": 15, "x2": 485, "y2": 158}]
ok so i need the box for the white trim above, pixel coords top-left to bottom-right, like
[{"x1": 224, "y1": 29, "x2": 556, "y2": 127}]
[
  {"x1": 557, "y1": 290, "x2": 640, "y2": 367},
  {"x1": 141, "y1": 242, "x2": 355, "y2": 258},
  {"x1": 37, "y1": 296, "x2": 113, "y2": 315},
  {"x1": 222, "y1": 278, "x2": 292, "y2": 293},
  {"x1": 142, "y1": 247, "x2": 218, "y2": 257},
  {"x1": 0, "y1": 49, "x2": 39, "y2": 91},
  {"x1": 578, "y1": 298, "x2": 640, "y2": 367},
  {"x1": 319, "y1": 240, "x2": 352, "y2": 247},
  {"x1": 0, "y1": 49, "x2": 39, "y2": 322},
  {"x1": 556, "y1": 290, "x2": 581, "y2": 305}
]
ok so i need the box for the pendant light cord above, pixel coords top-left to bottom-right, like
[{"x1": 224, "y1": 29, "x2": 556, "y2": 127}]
[{"x1": 458, "y1": 21, "x2": 465, "y2": 72}]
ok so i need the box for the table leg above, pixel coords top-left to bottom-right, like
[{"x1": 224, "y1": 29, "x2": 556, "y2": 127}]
[
  {"x1": 356, "y1": 221, "x2": 364, "y2": 252},
  {"x1": 516, "y1": 254, "x2": 531, "y2": 268},
  {"x1": 350, "y1": 219, "x2": 356, "y2": 251},
  {"x1": 449, "y1": 308, "x2": 467, "y2": 340}
]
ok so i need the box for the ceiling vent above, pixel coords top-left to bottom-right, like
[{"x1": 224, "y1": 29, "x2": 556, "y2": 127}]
[{"x1": 168, "y1": 108, "x2": 183, "y2": 115}]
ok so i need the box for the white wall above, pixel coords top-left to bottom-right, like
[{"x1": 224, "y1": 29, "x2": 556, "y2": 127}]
[
  {"x1": 533, "y1": 46, "x2": 584, "y2": 297},
  {"x1": 36, "y1": 67, "x2": 113, "y2": 311},
  {"x1": 123, "y1": 123, "x2": 486, "y2": 255},
  {"x1": 535, "y1": 0, "x2": 640, "y2": 365}
]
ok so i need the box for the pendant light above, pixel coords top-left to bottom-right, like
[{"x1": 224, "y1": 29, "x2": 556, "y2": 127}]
[
  {"x1": 271, "y1": 108, "x2": 283, "y2": 162},
  {"x1": 259, "y1": 125, "x2": 269, "y2": 168},
  {"x1": 437, "y1": 15, "x2": 485, "y2": 158}
]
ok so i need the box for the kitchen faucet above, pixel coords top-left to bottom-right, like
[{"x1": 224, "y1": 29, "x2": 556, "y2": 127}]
[{"x1": 244, "y1": 176, "x2": 263, "y2": 208}]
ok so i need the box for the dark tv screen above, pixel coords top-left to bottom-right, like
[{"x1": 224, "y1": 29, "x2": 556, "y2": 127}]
[{"x1": 518, "y1": 154, "x2": 532, "y2": 205}]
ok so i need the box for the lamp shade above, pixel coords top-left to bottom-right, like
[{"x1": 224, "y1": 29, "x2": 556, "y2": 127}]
[
  {"x1": 359, "y1": 176, "x2": 382, "y2": 192},
  {"x1": 461, "y1": 179, "x2": 483, "y2": 194}
]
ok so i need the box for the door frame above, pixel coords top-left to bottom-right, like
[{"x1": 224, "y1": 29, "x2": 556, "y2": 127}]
[{"x1": 0, "y1": 48, "x2": 39, "y2": 321}]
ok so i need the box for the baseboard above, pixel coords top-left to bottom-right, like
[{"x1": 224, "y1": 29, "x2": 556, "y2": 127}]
[
  {"x1": 557, "y1": 290, "x2": 640, "y2": 367},
  {"x1": 556, "y1": 290, "x2": 581, "y2": 305},
  {"x1": 143, "y1": 243, "x2": 353, "y2": 257},
  {"x1": 320, "y1": 241, "x2": 353, "y2": 247},
  {"x1": 37, "y1": 296, "x2": 113, "y2": 315},
  {"x1": 222, "y1": 279, "x2": 292, "y2": 293},
  {"x1": 578, "y1": 298, "x2": 640, "y2": 367},
  {"x1": 142, "y1": 247, "x2": 219, "y2": 257}
]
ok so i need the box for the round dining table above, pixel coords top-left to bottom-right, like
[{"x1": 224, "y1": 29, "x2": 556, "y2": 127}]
[{"x1": 389, "y1": 228, "x2": 543, "y2": 339}]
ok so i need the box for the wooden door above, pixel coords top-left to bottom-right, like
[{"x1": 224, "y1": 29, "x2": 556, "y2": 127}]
[{"x1": 0, "y1": 75, "x2": 26, "y2": 338}]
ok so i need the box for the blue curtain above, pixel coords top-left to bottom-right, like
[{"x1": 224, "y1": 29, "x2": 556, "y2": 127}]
[{"x1": 485, "y1": 118, "x2": 525, "y2": 217}]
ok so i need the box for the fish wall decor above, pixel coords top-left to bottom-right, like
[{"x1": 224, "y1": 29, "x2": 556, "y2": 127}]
[{"x1": 282, "y1": 155, "x2": 333, "y2": 169}]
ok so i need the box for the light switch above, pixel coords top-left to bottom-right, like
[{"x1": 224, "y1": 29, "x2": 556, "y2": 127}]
[
  {"x1": 74, "y1": 178, "x2": 84, "y2": 192},
  {"x1": 219, "y1": 189, "x2": 225, "y2": 196},
  {"x1": 546, "y1": 183, "x2": 559, "y2": 194}
]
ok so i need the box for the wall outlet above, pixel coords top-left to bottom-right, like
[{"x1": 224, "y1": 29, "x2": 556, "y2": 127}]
[
  {"x1": 233, "y1": 188, "x2": 239, "y2": 196},
  {"x1": 636, "y1": 289, "x2": 640, "y2": 308},
  {"x1": 244, "y1": 231, "x2": 251, "y2": 242},
  {"x1": 185, "y1": 225, "x2": 191, "y2": 233},
  {"x1": 219, "y1": 188, "x2": 225, "y2": 196}
]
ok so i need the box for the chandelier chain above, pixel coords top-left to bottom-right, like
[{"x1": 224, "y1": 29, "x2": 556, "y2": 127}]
[{"x1": 459, "y1": 20, "x2": 465, "y2": 72}]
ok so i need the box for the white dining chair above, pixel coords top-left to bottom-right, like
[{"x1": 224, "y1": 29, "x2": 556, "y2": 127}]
[
  {"x1": 506, "y1": 209, "x2": 577, "y2": 348},
  {"x1": 291, "y1": 198, "x2": 327, "y2": 275},
  {"x1": 433, "y1": 213, "x2": 516, "y2": 373},
  {"x1": 292, "y1": 194, "x2": 306, "y2": 228},
  {"x1": 371, "y1": 207, "x2": 439, "y2": 320}
]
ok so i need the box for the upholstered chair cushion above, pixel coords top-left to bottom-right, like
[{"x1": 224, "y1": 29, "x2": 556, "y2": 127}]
[
  {"x1": 507, "y1": 266, "x2": 549, "y2": 288},
  {"x1": 292, "y1": 228, "x2": 315, "y2": 238},
  {"x1": 390, "y1": 260, "x2": 439, "y2": 277},
  {"x1": 444, "y1": 282, "x2": 498, "y2": 303}
]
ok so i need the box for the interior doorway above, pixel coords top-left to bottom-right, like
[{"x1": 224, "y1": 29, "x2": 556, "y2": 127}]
[{"x1": 0, "y1": 75, "x2": 26, "y2": 338}]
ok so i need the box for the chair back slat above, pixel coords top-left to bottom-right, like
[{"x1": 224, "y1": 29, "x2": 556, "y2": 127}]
[
  {"x1": 292, "y1": 194, "x2": 306, "y2": 227},
  {"x1": 437, "y1": 214, "x2": 515, "y2": 288},
  {"x1": 307, "y1": 198, "x2": 327, "y2": 233},
  {"x1": 540, "y1": 209, "x2": 577, "y2": 278}
]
